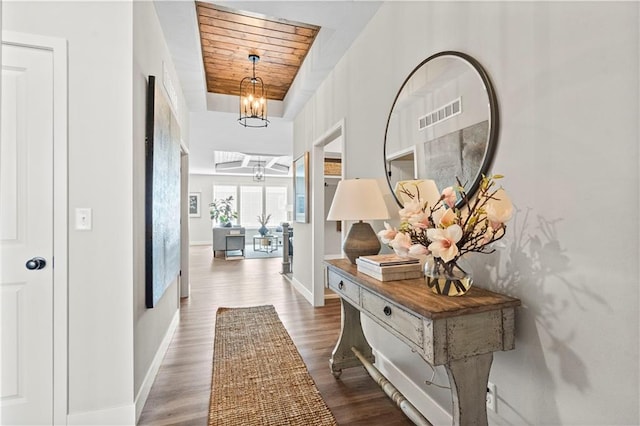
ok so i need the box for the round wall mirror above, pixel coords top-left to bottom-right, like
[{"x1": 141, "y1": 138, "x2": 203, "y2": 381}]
[{"x1": 383, "y1": 51, "x2": 499, "y2": 207}]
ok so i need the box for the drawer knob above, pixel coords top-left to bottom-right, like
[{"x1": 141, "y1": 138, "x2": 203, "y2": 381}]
[
  {"x1": 383, "y1": 306, "x2": 392, "y2": 316},
  {"x1": 338, "y1": 280, "x2": 344, "y2": 290}
]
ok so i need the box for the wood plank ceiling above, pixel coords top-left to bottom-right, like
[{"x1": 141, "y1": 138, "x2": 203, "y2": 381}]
[{"x1": 196, "y1": 2, "x2": 321, "y2": 101}]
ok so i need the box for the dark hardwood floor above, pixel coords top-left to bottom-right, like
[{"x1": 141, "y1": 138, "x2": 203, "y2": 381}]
[{"x1": 138, "y1": 245, "x2": 413, "y2": 425}]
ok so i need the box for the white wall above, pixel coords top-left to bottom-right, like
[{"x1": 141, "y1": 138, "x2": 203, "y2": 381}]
[
  {"x1": 4, "y1": 1, "x2": 190, "y2": 423},
  {"x1": 189, "y1": 111, "x2": 292, "y2": 174},
  {"x1": 294, "y1": 2, "x2": 639, "y2": 425},
  {"x1": 4, "y1": 1, "x2": 136, "y2": 421},
  {"x1": 132, "y1": 0, "x2": 189, "y2": 418},
  {"x1": 189, "y1": 173, "x2": 293, "y2": 244},
  {"x1": 324, "y1": 180, "x2": 342, "y2": 256}
]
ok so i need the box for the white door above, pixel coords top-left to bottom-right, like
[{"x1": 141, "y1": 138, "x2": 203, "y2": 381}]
[{"x1": 1, "y1": 41, "x2": 54, "y2": 425}]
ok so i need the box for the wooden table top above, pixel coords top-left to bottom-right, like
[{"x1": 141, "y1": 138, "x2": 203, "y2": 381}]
[{"x1": 325, "y1": 258, "x2": 521, "y2": 320}]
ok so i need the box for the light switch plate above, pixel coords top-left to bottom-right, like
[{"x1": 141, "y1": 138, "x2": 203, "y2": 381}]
[{"x1": 76, "y1": 208, "x2": 92, "y2": 230}]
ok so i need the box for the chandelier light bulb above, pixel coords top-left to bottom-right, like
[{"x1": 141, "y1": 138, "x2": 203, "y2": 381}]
[{"x1": 238, "y1": 54, "x2": 269, "y2": 128}]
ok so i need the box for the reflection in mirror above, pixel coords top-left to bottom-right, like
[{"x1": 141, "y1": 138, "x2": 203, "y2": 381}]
[
  {"x1": 387, "y1": 147, "x2": 416, "y2": 183},
  {"x1": 384, "y1": 51, "x2": 499, "y2": 207}
]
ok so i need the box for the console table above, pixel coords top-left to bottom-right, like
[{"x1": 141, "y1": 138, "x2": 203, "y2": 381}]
[{"x1": 325, "y1": 259, "x2": 521, "y2": 426}]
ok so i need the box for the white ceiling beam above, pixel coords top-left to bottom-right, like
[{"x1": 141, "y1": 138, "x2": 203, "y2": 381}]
[
  {"x1": 216, "y1": 161, "x2": 244, "y2": 170},
  {"x1": 269, "y1": 164, "x2": 289, "y2": 173},
  {"x1": 266, "y1": 157, "x2": 279, "y2": 168}
]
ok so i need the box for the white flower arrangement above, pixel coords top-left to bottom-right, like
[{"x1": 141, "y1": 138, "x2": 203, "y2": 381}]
[{"x1": 378, "y1": 175, "x2": 513, "y2": 273}]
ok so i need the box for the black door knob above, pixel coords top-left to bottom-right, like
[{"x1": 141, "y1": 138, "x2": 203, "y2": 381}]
[{"x1": 25, "y1": 257, "x2": 47, "y2": 270}]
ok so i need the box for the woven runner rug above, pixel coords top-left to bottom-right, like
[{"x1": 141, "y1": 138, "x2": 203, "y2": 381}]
[{"x1": 208, "y1": 305, "x2": 337, "y2": 426}]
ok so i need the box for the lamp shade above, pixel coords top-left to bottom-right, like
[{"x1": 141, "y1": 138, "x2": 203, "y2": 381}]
[
  {"x1": 327, "y1": 179, "x2": 389, "y2": 221},
  {"x1": 394, "y1": 179, "x2": 440, "y2": 206}
]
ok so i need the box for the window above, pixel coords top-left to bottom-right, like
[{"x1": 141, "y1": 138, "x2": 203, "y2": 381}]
[
  {"x1": 212, "y1": 184, "x2": 289, "y2": 227},
  {"x1": 212, "y1": 185, "x2": 237, "y2": 220},
  {"x1": 266, "y1": 186, "x2": 287, "y2": 225},
  {"x1": 239, "y1": 186, "x2": 263, "y2": 227}
]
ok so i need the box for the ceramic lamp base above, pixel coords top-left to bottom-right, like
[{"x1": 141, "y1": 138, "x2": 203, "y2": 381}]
[{"x1": 343, "y1": 221, "x2": 381, "y2": 264}]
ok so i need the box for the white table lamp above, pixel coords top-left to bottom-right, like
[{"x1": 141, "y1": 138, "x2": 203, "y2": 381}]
[
  {"x1": 394, "y1": 179, "x2": 440, "y2": 206},
  {"x1": 327, "y1": 179, "x2": 390, "y2": 264}
]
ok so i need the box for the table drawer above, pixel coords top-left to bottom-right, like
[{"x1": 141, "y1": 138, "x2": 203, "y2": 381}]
[
  {"x1": 327, "y1": 270, "x2": 360, "y2": 305},
  {"x1": 361, "y1": 289, "x2": 423, "y2": 348}
]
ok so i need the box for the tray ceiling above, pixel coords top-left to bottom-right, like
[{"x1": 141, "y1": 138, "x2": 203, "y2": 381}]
[
  {"x1": 213, "y1": 151, "x2": 291, "y2": 176},
  {"x1": 196, "y1": 2, "x2": 321, "y2": 101}
]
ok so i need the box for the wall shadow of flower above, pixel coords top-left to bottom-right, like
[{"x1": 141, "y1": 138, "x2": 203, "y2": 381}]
[{"x1": 474, "y1": 207, "x2": 611, "y2": 396}]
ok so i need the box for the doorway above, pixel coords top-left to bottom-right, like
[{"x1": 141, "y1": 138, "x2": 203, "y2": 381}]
[
  {"x1": 1, "y1": 32, "x2": 68, "y2": 425},
  {"x1": 323, "y1": 143, "x2": 343, "y2": 258},
  {"x1": 311, "y1": 119, "x2": 345, "y2": 307},
  {"x1": 386, "y1": 146, "x2": 417, "y2": 194}
]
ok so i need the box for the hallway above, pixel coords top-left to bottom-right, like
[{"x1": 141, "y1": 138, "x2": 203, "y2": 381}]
[{"x1": 138, "y1": 246, "x2": 412, "y2": 425}]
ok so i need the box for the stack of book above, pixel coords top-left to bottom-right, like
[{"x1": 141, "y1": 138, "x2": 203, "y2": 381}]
[{"x1": 355, "y1": 254, "x2": 422, "y2": 281}]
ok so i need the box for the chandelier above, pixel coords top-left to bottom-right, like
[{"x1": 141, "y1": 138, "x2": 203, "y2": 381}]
[
  {"x1": 238, "y1": 54, "x2": 269, "y2": 128},
  {"x1": 253, "y1": 157, "x2": 265, "y2": 182}
]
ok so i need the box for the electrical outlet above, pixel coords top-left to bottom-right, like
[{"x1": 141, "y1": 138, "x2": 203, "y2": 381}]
[{"x1": 486, "y1": 382, "x2": 496, "y2": 412}]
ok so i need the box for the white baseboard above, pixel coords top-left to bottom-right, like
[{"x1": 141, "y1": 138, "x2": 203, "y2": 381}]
[
  {"x1": 373, "y1": 349, "x2": 452, "y2": 426},
  {"x1": 134, "y1": 309, "x2": 180, "y2": 422},
  {"x1": 290, "y1": 276, "x2": 314, "y2": 305},
  {"x1": 67, "y1": 404, "x2": 136, "y2": 425}
]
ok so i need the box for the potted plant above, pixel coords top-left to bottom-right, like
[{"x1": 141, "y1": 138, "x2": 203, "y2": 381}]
[
  {"x1": 257, "y1": 213, "x2": 271, "y2": 236},
  {"x1": 210, "y1": 196, "x2": 238, "y2": 227}
]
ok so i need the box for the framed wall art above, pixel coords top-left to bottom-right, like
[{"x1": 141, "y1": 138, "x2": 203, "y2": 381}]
[
  {"x1": 189, "y1": 192, "x2": 201, "y2": 217},
  {"x1": 293, "y1": 152, "x2": 309, "y2": 223},
  {"x1": 145, "y1": 75, "x2": 181, "y2": 308}
]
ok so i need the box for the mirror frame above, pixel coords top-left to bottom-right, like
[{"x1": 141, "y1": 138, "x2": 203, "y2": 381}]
[{"x1": 383, "y1": 50, "x2": 500, "y2": 207}]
